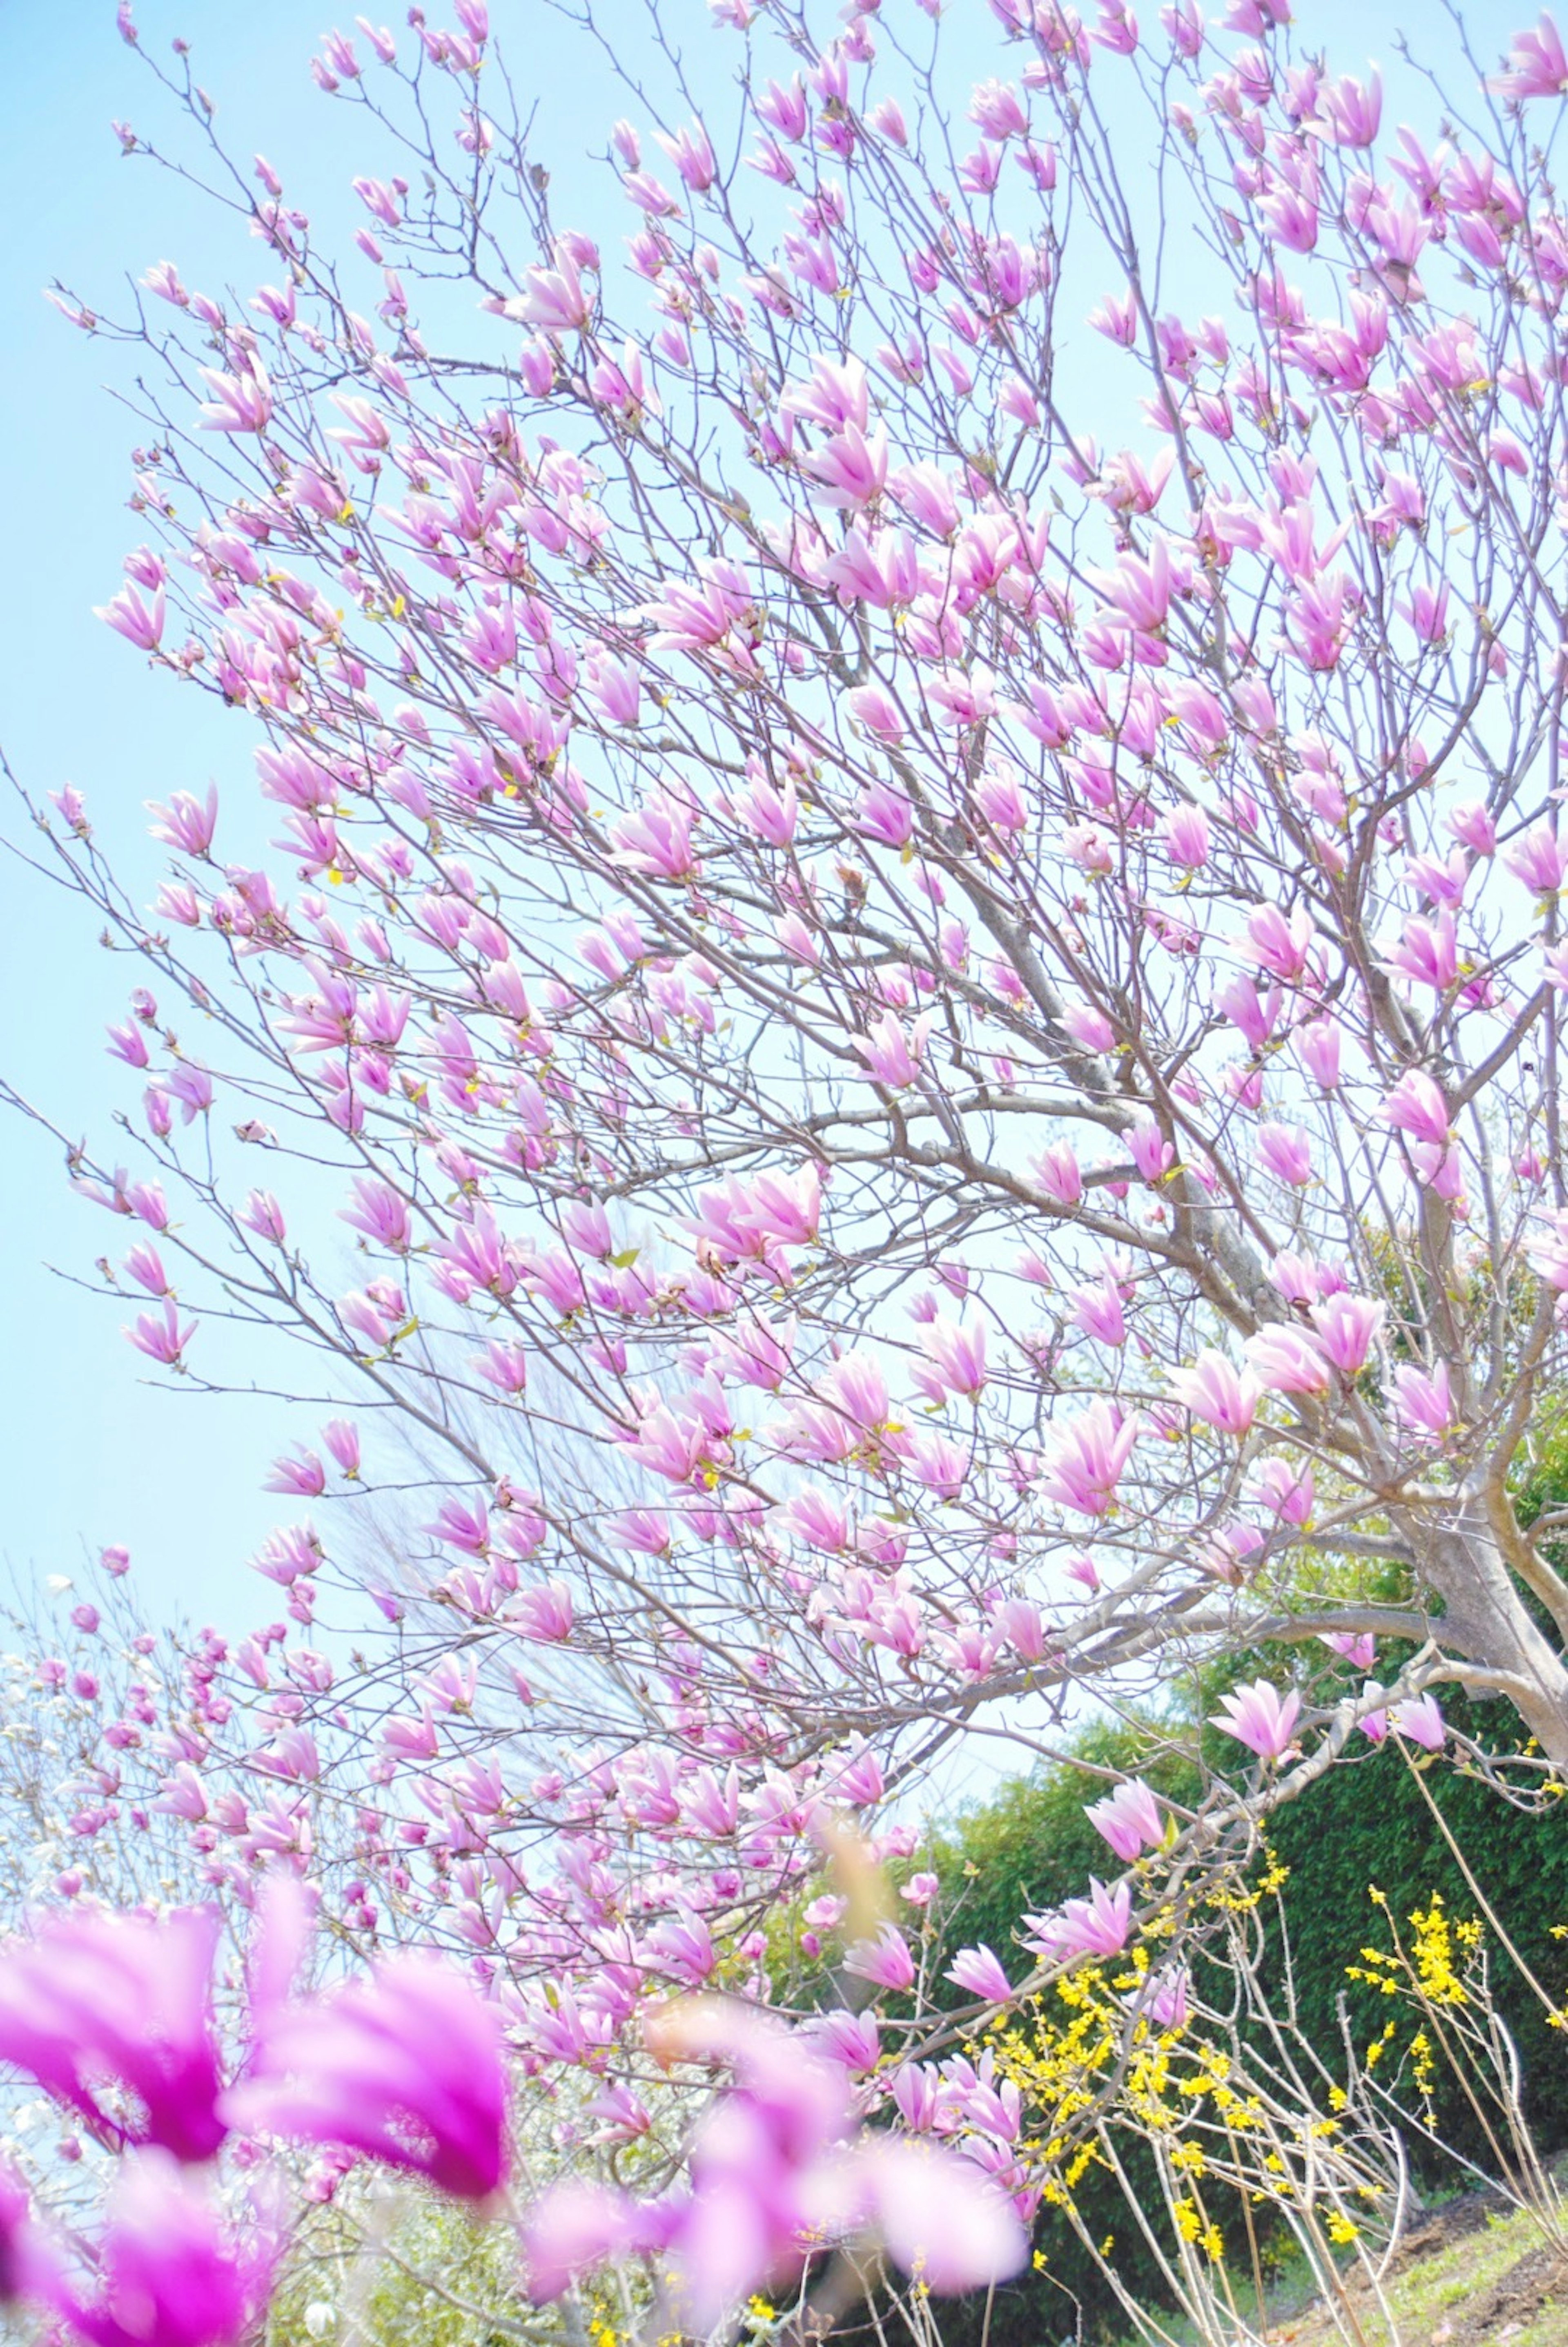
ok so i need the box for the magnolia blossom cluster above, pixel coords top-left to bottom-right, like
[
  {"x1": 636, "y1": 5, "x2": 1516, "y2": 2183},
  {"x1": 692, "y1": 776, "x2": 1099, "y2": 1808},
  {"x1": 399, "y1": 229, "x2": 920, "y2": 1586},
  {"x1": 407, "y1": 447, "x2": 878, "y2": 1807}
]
[
  {"x1": 75, "y1": 0, "x2": 1568, "y2": 1675},
  {"x1": 0, "y1": 1897, "x2": 506, "y2": 2343},
  {"x1": 2, "y1": 1552, "x2": 1448, "y2": 2342},
  {"x1": 0, "y1": 1896, "x2": 1026, "y2": 2346},
  {"x1": 16, "y1": 0, "x2": 1568, "y2": 2328},
  {"x1": 72, "y1": 0, "x2": 1568, "y2": 1768}
]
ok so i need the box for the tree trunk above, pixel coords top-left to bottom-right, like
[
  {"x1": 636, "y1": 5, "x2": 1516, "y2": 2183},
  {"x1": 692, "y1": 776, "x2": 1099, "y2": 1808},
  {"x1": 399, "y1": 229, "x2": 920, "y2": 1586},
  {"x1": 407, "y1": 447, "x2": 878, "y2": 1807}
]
[{"x1": 1417, "y1": 1494, "x2": 1568, "y2": 1767}]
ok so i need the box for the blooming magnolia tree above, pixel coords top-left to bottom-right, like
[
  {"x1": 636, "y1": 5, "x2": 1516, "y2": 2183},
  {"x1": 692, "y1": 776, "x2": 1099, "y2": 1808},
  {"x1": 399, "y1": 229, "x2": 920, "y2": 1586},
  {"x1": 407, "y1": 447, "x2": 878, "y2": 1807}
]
[{"x1": 8, "y1": 0, "x2": 1568, "y2": 2337}]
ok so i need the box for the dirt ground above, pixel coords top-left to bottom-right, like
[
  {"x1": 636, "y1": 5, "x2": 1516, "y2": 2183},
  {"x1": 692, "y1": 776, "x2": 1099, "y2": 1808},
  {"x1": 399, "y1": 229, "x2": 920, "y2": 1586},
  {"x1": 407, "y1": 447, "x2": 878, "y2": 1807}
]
[{"x1": 1261, "y1": 2184, "x2": 1568, "y2": 2347}]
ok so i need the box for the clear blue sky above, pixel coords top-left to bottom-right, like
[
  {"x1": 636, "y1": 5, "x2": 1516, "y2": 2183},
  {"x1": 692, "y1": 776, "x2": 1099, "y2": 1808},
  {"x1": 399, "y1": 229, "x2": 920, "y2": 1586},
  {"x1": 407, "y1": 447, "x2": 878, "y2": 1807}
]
[{"x1": 0, "y1": 0, "x2": 1463, "y2": 1628}]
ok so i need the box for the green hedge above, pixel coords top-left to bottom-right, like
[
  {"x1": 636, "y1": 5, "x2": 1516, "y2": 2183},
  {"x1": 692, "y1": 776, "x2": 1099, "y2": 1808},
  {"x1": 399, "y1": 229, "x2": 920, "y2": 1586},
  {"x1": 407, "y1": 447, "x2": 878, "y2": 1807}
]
[
  {"x1": 919, "y1": 1698, "x2": 1568, "y2": 2344},
  {"x1": 1263, "y1": 1694, "x2": 1568, "y2": 2157}
]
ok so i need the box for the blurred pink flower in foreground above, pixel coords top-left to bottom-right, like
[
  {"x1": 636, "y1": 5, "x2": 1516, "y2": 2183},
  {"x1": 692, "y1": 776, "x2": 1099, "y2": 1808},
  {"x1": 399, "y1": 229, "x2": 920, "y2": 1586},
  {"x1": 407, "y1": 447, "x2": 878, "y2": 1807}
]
[{"x1": 521, "y1": 1998, "x2": 1026, "y2": 2323}]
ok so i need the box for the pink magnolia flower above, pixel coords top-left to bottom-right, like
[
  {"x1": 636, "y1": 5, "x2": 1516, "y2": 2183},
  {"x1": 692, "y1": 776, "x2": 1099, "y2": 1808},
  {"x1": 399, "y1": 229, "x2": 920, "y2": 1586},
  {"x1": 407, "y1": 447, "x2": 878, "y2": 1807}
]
[
  {"x1": 852, "y1": 2139, "x2": 1027, "y2": 2293},
  {"x1": 1063, "y1": 1002, "x2": 1117, "y2": 1052},
  {"x1": 1163, "y1": 803, "x2": 1212, "y2": 868},
  {"x1": 1391, "y1": 1693, "x2": 1446, "y2": 1750},
  {"x1": 843, "y1": 1924, "x2": 916, "y2": 1994},
  {"x1": 655, "y1": 119, "x2": 717, "y2": 191},
  {"x1": 813, "y1": 1353, "x2": 889, "y2": 1444},
  {"x1": 610, "y1": 792, "x2": 697, "y2": 881},
  {"x1": 1040, "y1": 1399, "x2": 1140, "y2": 1516},
  {"x1": 229, "y1": 1953, "x2": 508, "y2": 2199},
  {"x1": 264, "y1": 1450, "x2": 326, "y2": 1498},
  {"x1": 1244, "y1": 1325, "x2": 1332, "y2": 1396},
  {"x1": 196, "y1": 364, "x2": 274, "y2": 434},
  {"x1": 1490, "y1": 13, "x2": 1568, "y2": 100},
  {"x1": 0, "y1": 1907, "x2": 226, "y2": 2161},
  {"x1": 806, "y1": 2008, "x2": 881, "y2": 2072},
  {"x1": 1527, "y1": 1210, "x2": 1568, "y2": 1292},
  {"x1": 1448, "y1": 801, "x2": 1497, "y2": 855},
  {"x1": 1033, "y1": 1143, "x2": 1083, "y2": 1206},
  {"x1": 324, "y1": 1417, "x2": 364, "y2": 1474},
  {"x1": 733, "y1": 767, "x2": 797, "y2": 845},
  {"x1": 1257, "y1": 1121, "x2": 1314, "y2": 1187},
  {"x1": 1200, "y1": 1515, "x2": 1269, "y2": 1585},
  {"x1": 845, "y1": 685, "x2": 906, "y2": 737},
  {"x1": 946, "y1": 1945, "x2": 1015, "y2": 2003},
  {"x1": 510, "y1": 1582, "x2": 575, "y2": 1642},
  {"x1": 122, "y1": 1243, "x2": 169, "y2": 1296},
  {"x1": 757, "y1": 76, "x2": 809, "y2": 143},
  {"x1": 970, "y1": 77, "x2": 1029, "y2": 138},
  {"x1": 912, "y1": 1315, "x2": 987, "y2": 1402},
  {"x1": 1217, "y1": 975, "x2": 1282, "y2": 1053},
  {"x1": 587, "y1": 653, "x2": 641, "y2": 727},
  {"x1": 107, "y1": 1020, "x2": 149, "y2": 1069},
  {"x1": 148, "y1": 787, "x2": 218, "y2": 856},
  {"x1": 856, "y1": 776, "x2": 915, "y2": 847},
  {"x1": 748, "y1": 1163, "x2": 823, "y2": 1247},
  {"x1": 1503, "y1": 822, "x2": 1568, "y2": 896},
  {"x1": 1286, "y1": 571, "x2": 1356, "y2": 670},
  {"x1": 1211, "y1": 1679, "x2": 1301, "y2": 1763},
  {"x1": 240, "y1": 1191, "x2": 287, "y2": 1243},
  {"x1": 128, "y1": 1179, "x2": 170, "y2": 1229},
  {"x1": 1316, "y1": 69, "x2": 1383, "y2": 143},
  {"x1": 510, "y1": 239, "x2": 592, "y2": 333},
  {"x1": 1024, "y1": 1878, "x2": 1133, "y2": 1965},
  {"x1": 1311, "y1": 1292, "x2": 1384, "y2": 1375},
  {"x1": 1143, "y1": 1968, "x2": 1190, "y2": 2030},
  {"x1": 993, "y1": 1595, "x2": 1051, "y2": 1662},
  {"x1": 1127, "y1": 1118, "x2": 1176, "y2": 1183},
  {"x1": 1244, "y1": 901, "x2": 1315, "y2": 982},
  {"x1": 925, "y1": 663, "x2": 997, "y2": 729},
  {"x1": 1252, "y1": 1456, "x2": 1316, "y2": 1524},
  {"x1": 1169, "y1": 1350, "x2": 1258, "y2": 1436},
  {"x1": 126, "y1": 1300, "x2": 197, "y2": 1366},
  {"x1": 853, "y1": 1010, "x2": 931, "y2": 1088},
  {"x1": 1073, "y1": 1276, "x2": 1126, "y2": 1348},
  {"x1": 341, "y1": 1176, "x2": 412, "y2": 1252},
  {"x1": 643, "y1": 1912, "x2": 719, "y2": 1990},
  {"x1": 1085, "y1": 1779, "x2": 1165, "y2": 1863},
  {"x1": 0, "y1": 2168, "x2": 38, "y2": 2308},
  {"x1": 1383, "y1": 1069, "x2": 1452, "y2": 1151},
  {"x1": 34, "y1": 2151, "x2": 274, "y2": 2347},
  {"x1": 98, "y1": 581, "x2": 166, "y2": 651},
  {"x1": 636, "y1": 558, "x2": 756, "y2": 656},
  {"x1": 1383, "y1": 908, "x2": 1459, "y2": 990},
  {"x1": 801, "y1": 419, "x2": 891, "y2": 510},
  {"x1": 1392, "y1": 1361, "x2": 1454, "y2": 1439},
  {"x1": 1294, "y1": 1016, "x2": 1341, "y2": 1090},
  {"x1": 781, "y1": 352, "x2": 869, "y2": 432},
  {"x1": 714, "y1": 1312, "x2": 797, "y2": 1391},
  {"x1": 1320, "y1": 1631, "x2": 1376, "y2": 1672}
]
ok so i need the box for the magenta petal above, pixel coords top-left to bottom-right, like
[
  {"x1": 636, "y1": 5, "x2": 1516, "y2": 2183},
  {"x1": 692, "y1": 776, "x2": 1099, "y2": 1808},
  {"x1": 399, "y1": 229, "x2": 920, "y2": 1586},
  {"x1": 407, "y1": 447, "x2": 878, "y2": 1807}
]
[{"x1": 858, "y1": 2140, "x2": 1029, "y2": 2293}]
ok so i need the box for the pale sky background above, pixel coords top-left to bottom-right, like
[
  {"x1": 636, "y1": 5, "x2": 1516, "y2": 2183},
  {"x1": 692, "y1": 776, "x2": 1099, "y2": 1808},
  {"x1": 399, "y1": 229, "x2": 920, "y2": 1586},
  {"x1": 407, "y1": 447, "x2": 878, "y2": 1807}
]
[{"x1": 0, "y1": 0, "x2": 1497, "y2": 1632}]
